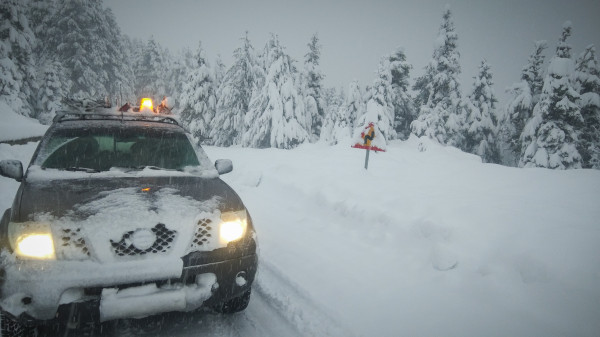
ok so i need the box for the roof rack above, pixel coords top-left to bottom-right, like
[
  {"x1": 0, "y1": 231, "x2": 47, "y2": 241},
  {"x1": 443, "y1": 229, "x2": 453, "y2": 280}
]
[{"x1": 53, "y1": 110, "x2": 180, "y2": 126}]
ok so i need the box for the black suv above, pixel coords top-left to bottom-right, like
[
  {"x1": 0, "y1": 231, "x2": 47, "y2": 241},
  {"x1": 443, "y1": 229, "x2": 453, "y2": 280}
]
[{"x1": 0, "y1": 107, "x2": 258, "y2": 335}]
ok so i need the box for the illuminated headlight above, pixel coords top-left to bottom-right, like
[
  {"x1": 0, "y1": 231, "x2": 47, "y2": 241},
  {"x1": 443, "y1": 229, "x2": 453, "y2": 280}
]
[
  {"x1": 8, "y1": 222, "x2": 56, "y2": 260},
  {"x1": 219, "y1": 210, "x2": 248, "y2": 244}
]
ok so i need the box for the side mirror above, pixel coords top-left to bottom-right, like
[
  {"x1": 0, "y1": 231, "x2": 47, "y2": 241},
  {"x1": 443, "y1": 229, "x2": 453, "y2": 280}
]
[
  {"x1": 0, "y1": 160, "x2": 24, "y2": 182},
  {"x1": 215, "y1": 159, "x2": 233, "y2": 175}
]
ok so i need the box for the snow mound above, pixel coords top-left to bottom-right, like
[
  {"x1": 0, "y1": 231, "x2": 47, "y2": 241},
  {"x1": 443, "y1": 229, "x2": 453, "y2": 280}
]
[{"x1": 0, "y1": 101, "x2": 48, "y2": 142}]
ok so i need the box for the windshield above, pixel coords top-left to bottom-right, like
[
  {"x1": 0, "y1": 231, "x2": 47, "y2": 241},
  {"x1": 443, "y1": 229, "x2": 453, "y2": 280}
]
[{"x1": 33, "y1": 125, "x2": 200, "y2": 172}]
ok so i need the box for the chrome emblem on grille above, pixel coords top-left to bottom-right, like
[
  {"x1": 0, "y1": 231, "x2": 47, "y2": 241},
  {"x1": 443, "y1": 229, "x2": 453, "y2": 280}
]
[{"x1": 131, "y1": 228, "x2": 157, "y2": 250}]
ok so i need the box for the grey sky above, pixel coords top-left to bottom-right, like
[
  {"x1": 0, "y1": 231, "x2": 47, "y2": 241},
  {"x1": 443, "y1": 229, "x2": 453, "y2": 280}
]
[{"x1": 104, "y1": 0, "x2": 600, "y2": 104}]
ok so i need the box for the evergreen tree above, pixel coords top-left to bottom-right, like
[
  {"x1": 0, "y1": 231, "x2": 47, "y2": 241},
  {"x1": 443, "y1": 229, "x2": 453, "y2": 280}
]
[
  {"x1": 345, "y1": 80, "x2": 364, "y2": 129},
  {"x1": 520, "y1": 22, "x2": 583, "y2": 169},
  {"x1": 573, "y1": 45, "x2": 600, "y2": 169},
  {"x1": 213, "y1": 54, "x2": 226, "y2": 92},
  {"x1": 211, "y1": 32, "x2": 261, "y2": 146},
  {"x1": 43, "y1": 0, "x2": 110, "y2": 99},
  {"x1": 354, "y1": 58, "x2": 396, "y2": 147},
  {"x1": 179, "y1": 42, "x2": 217, "y2": 146},
  {"x1": 320, "y1": 88, "x2": 350, "y2": 145},
  {"x1": 465, "y1": 60, "x2": 500, "y2": 163},
  {"x1": 388, "y1": 47, "x2": 414, "y2": 140},
  {"x1": 36, "y1": 61, "x2": 63, "y2": 124},
  {"x1": 304, "y1": 33, "x2": 325, "y2": 141},
  {"x1": 166, "y1": 47, "x2": 193, "y2": 107},
  {"x1": 499, "y1": 40, "x2": 548, "y2": 166},
  {"x1": 101, "y1": 7, "x2": 134, "y2": 103},
  {"x1": 243, "y1": 34, "x2": 309, "y2": 149},
  {"x1": 0, "y1": 0, "x2": 37, "y2": 117},
  {"x1": 411, "y1": 6, "x2": 466, "y2": 147},
  {"x1": 135, "y1": 38, "x2": 168, "y2": 102}
]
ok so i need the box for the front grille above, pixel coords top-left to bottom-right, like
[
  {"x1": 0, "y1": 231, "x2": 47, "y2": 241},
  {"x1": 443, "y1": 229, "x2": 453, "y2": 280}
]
[
  {"x1": 111, "y1": 223, "x2": 177, "y2": 257},
  {"x1": 59, "y1": 228, "x2": 91, "y2": 259},
  {"x1": 189, "y1": 218, "x2": 213, "y2": 251}
]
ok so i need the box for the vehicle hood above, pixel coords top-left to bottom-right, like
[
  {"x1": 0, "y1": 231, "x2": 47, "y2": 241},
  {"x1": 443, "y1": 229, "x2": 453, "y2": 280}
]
[{"x1": 16, "y1": 175, "x2": 244, "y2": 221}]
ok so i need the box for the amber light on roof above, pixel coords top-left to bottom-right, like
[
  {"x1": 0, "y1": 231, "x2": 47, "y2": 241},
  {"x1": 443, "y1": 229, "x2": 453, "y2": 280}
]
[{"x1": 140, "y1": 98, "x2": 153, "y2": 112}]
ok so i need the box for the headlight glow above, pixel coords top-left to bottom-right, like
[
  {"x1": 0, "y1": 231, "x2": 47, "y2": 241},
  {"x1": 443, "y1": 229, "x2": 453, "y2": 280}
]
[
  {"x1": 219, "y1": 210, "x2": 248, "y2": 244},
  {"x1": 8, "y1": 222, "x2": 56, "y2": 260},
  {"x1": 16, "y1": 234, "x2": 56, "y2": 259}
]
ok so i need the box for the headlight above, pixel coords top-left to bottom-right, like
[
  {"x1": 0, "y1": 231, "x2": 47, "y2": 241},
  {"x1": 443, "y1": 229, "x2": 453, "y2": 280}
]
[
  {"x1": 219, "y1": 210, "x2": 248, "y2": 244},
  {"x1": 8, "y1": 222, "x2": 56, "y2": 260}
]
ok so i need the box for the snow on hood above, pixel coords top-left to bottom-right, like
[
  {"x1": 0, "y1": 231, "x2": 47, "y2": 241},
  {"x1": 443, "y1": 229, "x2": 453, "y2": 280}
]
[{"x1": 34, "y1": 187, "x2": 221, "y2": 262}]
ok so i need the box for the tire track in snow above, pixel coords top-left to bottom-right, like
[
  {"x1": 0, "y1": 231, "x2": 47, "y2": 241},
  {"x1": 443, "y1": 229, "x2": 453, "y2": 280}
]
[{"x1": 253, "y1": 261, "x2": 355, "y2": 337}]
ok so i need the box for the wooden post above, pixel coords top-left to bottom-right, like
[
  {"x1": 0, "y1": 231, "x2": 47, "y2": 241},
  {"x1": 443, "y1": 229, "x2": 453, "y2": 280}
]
[{"x1": 364, "y1": 149, "x2": 370, "y2": 170}]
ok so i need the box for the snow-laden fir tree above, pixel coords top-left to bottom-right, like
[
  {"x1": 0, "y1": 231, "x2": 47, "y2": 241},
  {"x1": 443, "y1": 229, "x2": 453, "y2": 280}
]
[
  {"x1": 354, "y1": 58, "x2": 396, "y2": 147},
  {"x1": 213, "y1": 54, "x2": 226, "y2": 93},
  {"x1": 520, "y1": 22, "x2": 583, "y2": 169},
  {"x1": 320, "y1": 88, "x2": 351, "y2": 145},
  {"x1": 411, "y1": 6, "x2": 466, "y2": 147},
  {"x1": 464, "y1": 60, "x2": 500, "y2": 163},
  {"x1": 243, "y1": 34, "x2": 309, "y2": 149},
  {"x1": 101, "y1": 7, "x2": 135, "y2": 104},
  {"x1": 0, "y1": 0, "x2": 37, "y2": 117},
  {"x1": 36, "y1": 61, "x2": 63, "y2": 124},
  {"x1": 27, "y1": 0, "x2": 57, "y2": 38},
  {"x1": 179, "y1": 42, "x2": 217, "y2": 146},
  {"x1": 166, "y1": 47, "x2": 193, "y2": 109},
  {"x1": 42, "y1": 0, "x2": 113, "y2": 100},
  {"x1": 211, "y1": 32, "x2": 262, "y2": 146},
  {"x1": 388, "y1": 47, "x2": 414, "y2": 140},
  {"x1": 303, "y1": 33, "x2": 325, "y2": 141},
  {"x1": 499, "y1": 41, "x2": 548, "y2": 165},
  {"x1": 135, "y1": 38, "x2": 168, "y2": 102},
  {"x1": 573, "y1": 45, "x2": 600, "y2": 169},
  {"x1": 345, "y1": 80, "x2": 364, "y2": 129}
]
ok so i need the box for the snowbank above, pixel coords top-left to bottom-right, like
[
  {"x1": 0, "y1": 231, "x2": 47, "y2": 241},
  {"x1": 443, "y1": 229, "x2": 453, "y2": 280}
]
[
  {"x1": 206, "y1": 136, "x2": 600, "y2": 337},
  {"x1": 0, "y1": 101, "x2": 48, "y2": 142}
]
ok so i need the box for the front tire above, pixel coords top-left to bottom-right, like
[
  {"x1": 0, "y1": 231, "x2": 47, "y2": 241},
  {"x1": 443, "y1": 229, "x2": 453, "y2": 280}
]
[{"x1": 214, "y1": 289, "x2": 252, "y2": 314}]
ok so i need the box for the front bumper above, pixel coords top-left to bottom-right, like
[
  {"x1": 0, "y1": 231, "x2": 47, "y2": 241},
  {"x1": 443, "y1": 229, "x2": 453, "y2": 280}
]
[{"x1": 0, "y1": 251, "x2": 257, "y2": 324}]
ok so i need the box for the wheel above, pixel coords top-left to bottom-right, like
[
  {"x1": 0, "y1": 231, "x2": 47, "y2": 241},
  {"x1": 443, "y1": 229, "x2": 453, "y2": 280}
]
[
  {"x1": 214, "y1": 289, "x2": 252, "y2": 314},
  {"x1": 0, "y1": 311, "x2": 37, "y2": 337}
]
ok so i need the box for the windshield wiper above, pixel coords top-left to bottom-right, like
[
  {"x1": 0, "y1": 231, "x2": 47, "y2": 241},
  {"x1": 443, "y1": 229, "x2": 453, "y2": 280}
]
[{"x1": 64, "y1": 167, "x2": 101, "y2": 173}]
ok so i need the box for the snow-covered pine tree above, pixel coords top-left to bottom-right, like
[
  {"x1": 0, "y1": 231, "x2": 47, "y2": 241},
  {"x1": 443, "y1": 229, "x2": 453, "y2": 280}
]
[
  {"x1": 27, "y1": 0, "x2": 57, "y2": 38},
  {"x1": 303, "y1": 33, "x2": 325, "y2": 141},
  {"x1": 101, "y1": 7, "x2": 135, "y2": 104},
  {"x1": 243, "y1": 34, "x2": 309, "y2": 149},
  {"x1": 520, "y1": 22, "x2": 583, "y2": 169},
  {"x1": 499, "y1": 41, "x2": 548, "y2": 165},
  {"x1": 320, "y1": 87, "x2": 351, "y2": 145},
  {"x1": 135, "y1": 38, "x2": 168, "y2": 102},
  {"x1": 211, "y1": 32, "x2": 262, "y2": 146},
  {"x1": 36, "y1": 61, "x2": 63, "y2": 124},
  {"x1": 179, "y1": 42, "x2": 217, "y2": 146},
  {"x1": 213, "y1": 54, "x2": 226, "y2": 92},
  {"x1": 43, "y1": 0, "x2": 116, "y2": 100},
  {"x1": 410, "y1": 6, "x2": 466, "y2": 147},
  {"x1": 464, "y1": 60, "x2": 500, "y2": 163},
  {"x1": 388, "y1": 47, "x2": 414, "y2": 140},
  {"x1": 345, "y1": 80, "x2": 364, "y2": 129},
  {"x1": 354, "y1": 58, "x2": 396, "y2": 147},
  {"x1": 0, "y1": 0, "x2": 37, "y2": 117},
  {"x1": 573, "y1": 45, "x2": 600, "y2": 169},
  {"x1": 166, "y1": 47, "x2": 194, "y2": 108}
]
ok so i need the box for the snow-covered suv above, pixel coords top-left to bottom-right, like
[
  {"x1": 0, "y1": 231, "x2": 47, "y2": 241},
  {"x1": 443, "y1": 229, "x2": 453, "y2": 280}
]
[{"x1": 0, "y1": 106, "x2": 258, "y2": 334}]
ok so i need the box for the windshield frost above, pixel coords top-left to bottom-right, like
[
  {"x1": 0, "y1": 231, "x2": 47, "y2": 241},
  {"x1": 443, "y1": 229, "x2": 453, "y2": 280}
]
[{"x1": 34, "y1": 125, "x2": 201, "y2": 172}]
